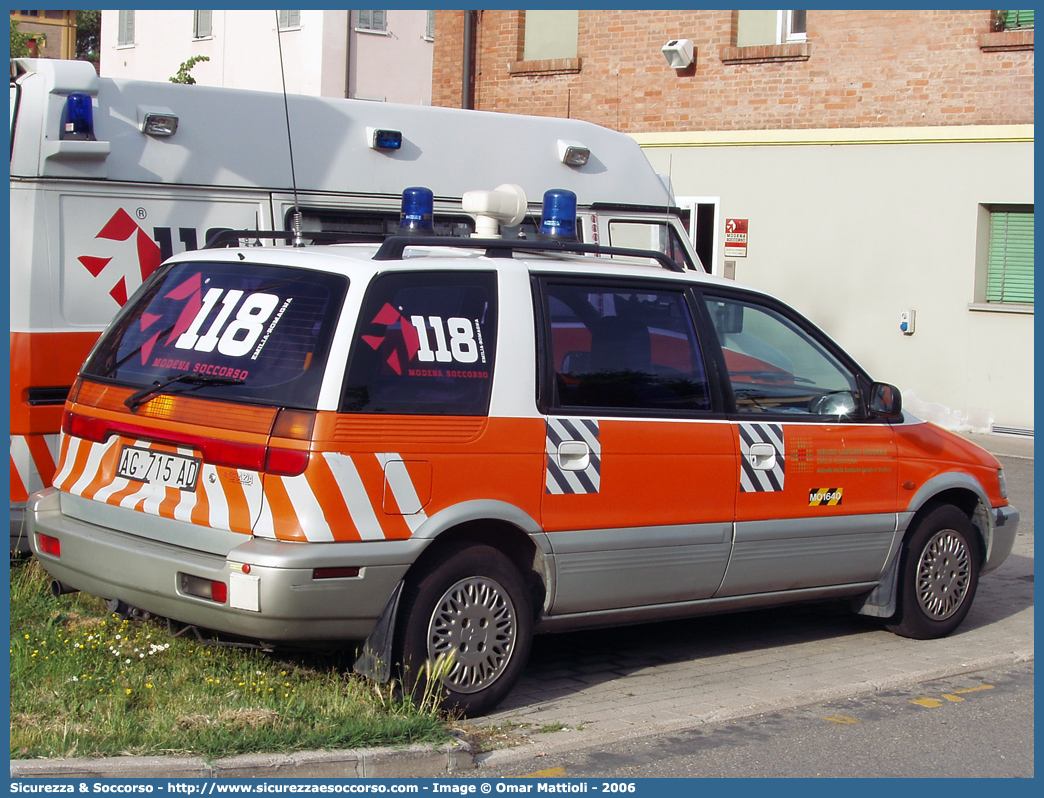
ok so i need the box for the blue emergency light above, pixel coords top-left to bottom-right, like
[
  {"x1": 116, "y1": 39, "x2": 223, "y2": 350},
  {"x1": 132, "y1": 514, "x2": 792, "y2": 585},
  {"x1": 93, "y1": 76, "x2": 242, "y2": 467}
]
[
  {"x1": 399, "y1": 187, "x2": 435, "y2": 234},
  {"x1": 60, "y1": 93, "x2": 96, "y2": 141},
  {"x1": 539, "y1": 189, "x2": 578, "y2": 240},
  {"x1": 371, "y1": 129, "x2": 403, "y2": 150}
]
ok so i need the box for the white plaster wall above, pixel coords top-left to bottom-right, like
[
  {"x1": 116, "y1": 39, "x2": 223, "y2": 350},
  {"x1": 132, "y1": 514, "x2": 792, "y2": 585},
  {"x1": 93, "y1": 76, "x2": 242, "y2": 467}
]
[
  {"x1": 100, "y1": 10, "x2": 432, "y2": 104},
  {"x1": 641, "y1": 131, "x2": 1034, "y2": 432},
  {"x1": 350, "y1": 10, "x2": 434, "y2": 105}
]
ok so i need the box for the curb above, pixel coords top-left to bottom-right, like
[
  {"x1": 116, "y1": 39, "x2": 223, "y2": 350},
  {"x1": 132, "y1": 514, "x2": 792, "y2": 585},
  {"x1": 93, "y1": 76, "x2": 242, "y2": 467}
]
[{"x1": 10, "y1": 742, "x2": 476, "y2": 780}]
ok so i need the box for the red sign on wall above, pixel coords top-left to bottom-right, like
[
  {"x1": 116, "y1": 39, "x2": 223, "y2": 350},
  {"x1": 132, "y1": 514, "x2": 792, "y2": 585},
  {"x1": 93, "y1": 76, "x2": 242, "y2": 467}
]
[{"x1": 725, "y1": 218, "x2": 748, "y2": 257}]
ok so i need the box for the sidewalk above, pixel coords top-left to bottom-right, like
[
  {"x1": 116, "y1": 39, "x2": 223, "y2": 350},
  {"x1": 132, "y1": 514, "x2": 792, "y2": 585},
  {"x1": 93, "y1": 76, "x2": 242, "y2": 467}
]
[
  {"x1": 961, "y1": 430, "x2": 1034, "y2": 459},
  {"x1": 11, "y1": 432, "x2": 1033, "y2": 780}
]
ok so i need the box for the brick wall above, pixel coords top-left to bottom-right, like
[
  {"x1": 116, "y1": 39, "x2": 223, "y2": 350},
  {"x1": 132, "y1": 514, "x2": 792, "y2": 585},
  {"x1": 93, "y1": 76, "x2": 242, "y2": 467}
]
[{"x1": 432, "y1": 10, "x2": 1033, "y2": 131}]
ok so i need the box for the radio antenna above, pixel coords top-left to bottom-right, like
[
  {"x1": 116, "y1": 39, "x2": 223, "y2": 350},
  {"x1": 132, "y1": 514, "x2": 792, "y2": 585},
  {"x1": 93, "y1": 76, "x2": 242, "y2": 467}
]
[{"x1": 275, "y1": 12, "x2": 303, "y2": 246}]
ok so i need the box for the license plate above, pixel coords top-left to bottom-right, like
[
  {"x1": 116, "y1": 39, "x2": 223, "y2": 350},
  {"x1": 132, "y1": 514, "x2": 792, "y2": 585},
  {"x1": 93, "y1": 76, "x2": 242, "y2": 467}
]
[{"x1": 116, "y1": 445, "x2": 201, "y2": 491}]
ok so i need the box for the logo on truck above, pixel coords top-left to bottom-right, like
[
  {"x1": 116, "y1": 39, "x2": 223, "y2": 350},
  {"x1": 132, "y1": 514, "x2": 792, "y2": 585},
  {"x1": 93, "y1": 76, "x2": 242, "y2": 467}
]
[{"x1": 76, "y1": 209, "x2": 163, "y2": 306}]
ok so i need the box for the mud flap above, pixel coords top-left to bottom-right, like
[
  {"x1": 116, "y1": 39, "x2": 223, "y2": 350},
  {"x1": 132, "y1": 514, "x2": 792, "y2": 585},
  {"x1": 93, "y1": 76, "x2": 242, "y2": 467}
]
[
  {"x1": 353, "y1": 580, "x2": 403, "y2": 683},
  {"x1": 853, "y1": 548, "x2": 900, "y2": 618}
]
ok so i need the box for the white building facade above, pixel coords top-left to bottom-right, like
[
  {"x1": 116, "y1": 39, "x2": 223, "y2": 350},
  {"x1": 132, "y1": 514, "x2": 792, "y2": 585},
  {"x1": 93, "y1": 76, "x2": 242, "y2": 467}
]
[
  {"x1": 637, "y1": 126, "x2": 1034, "y2": 435},
  {"x1": 100, "y1": 9, "x2": 434, "y2": 104}
]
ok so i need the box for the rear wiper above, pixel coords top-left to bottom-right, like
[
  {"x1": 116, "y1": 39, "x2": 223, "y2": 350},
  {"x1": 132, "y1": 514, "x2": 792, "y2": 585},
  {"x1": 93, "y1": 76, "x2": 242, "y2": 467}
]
[{"x1": 125, "y1": 373, "x2": 245, "y2": 411}]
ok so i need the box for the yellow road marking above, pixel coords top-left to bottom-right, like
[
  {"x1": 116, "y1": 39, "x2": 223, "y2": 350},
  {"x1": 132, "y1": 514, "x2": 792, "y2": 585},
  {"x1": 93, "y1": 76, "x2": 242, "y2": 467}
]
[
  {"x1": 910, "y1": 697, "x2": 944, "y2": 708},
  {"x1": 953, "y1": 684, "x2": 994, "y2": 695},
  {"x1": 942, "y1": 694, "x2": 964, "y2": 702},
  {"x1": 824, "y1": 715, "x2": 860, "y2": 724},
  {"x1": 524, "y1": 767, "x2": 567, "y2": 778}
]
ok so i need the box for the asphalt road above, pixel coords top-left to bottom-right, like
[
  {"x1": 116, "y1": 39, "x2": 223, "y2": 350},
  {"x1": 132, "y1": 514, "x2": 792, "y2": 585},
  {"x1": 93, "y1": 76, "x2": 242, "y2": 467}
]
[{"x1": 467, "y1": 660, "x2": 1034, "y2": 778}]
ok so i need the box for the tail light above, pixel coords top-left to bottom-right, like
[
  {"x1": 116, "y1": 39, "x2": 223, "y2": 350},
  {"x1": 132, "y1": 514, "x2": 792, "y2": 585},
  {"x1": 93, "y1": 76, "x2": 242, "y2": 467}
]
[{"x1": 61, "y1": 408, "x2": 316, "y2": 477}]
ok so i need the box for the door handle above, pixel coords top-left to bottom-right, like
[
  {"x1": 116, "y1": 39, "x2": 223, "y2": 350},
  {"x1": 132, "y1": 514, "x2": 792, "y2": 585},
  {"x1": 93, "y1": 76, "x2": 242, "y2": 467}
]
[
  {"x1": 557, "y1": 441, "x2": 591, "y2": 471},
  {"x1": 748, "y1": 443, "x2": 777, "y2": 470}
]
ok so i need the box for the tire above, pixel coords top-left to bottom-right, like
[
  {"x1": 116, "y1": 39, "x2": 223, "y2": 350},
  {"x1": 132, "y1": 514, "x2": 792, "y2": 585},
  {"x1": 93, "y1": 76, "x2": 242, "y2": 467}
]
[
  {"x1": 397, "y1": 543, "x2": 533, "y2": 716},
  {"x1": 886, "y1": 505, "x2": 981, "y2": 640}
]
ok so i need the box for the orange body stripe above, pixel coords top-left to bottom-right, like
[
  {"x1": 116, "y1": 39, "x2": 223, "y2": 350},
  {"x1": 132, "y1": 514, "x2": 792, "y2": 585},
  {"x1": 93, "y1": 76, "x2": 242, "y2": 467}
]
[
  {"x1": 221, "y1": 475, "x2": 252, "y2": 534},
  {"x1": 304, "y1": 456, "x2": 361, "y2": 542},
  {"x1": 80, "y1": 442, "x2": 122, "y2": 501},
  {"x1": 263, "y1": 476, "x2": 307, "y2": 542},
  {"x1": 190, "y1": 478, "x2": 212, "y2": 527},
  {"x1": 57, "y1": 439, "x2": 92, "y2": 493}
]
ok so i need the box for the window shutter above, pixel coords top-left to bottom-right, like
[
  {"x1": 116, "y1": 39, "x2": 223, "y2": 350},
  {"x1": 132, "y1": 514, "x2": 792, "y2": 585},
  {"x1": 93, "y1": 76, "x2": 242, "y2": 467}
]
[
  {"x1": 195, "y1": 10, "x2": 212, "y2": 38},
  {"x1": 119, "y1": 10, "x2": 135, "y2": 46},
  {"x1": 1002, "y1": 10, "x2": 1034, "y2": 29},
  {"x1": 374, "y1": 10, "x2": 386, "y2": 30},
  {"x1": 987, "y1": 211, "x2": 1034, "y2": 304}
]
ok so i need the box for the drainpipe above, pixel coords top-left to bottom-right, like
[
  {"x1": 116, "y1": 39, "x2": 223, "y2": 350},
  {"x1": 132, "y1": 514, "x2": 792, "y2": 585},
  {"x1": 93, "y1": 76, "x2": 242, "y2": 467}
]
[
  {"x1": 462, "y1": 10, "x2": 476, "y2": 109},
  {"x1": 344, "y1": 10, "x2": 353, "y2": 98}
]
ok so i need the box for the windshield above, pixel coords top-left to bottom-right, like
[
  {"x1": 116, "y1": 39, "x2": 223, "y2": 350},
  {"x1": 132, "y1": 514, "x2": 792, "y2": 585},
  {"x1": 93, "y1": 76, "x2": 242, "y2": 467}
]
[{"x1": 82, "y1": 260, "x2": 348, "y2": 409}]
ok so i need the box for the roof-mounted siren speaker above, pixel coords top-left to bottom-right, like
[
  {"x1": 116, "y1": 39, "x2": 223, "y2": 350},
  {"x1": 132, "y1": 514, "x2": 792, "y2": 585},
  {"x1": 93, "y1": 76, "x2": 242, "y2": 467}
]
[
  {"x1": 399, "y1": 187, "x2": 435, "y2": 234},
  {"x1": 539, "y1": 189, "x2": 578, "y2": 241},
  {"x1": 662, "y1": 39, "x2": 695, "y2": 69},
  {"x1": 462, "y1": 183, "x2": 528, "y2": 238}
]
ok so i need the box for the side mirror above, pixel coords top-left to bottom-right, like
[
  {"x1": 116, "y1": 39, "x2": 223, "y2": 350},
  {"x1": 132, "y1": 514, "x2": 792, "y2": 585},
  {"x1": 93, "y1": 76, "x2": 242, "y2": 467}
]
[
  {"x1": 869, "y1": 382, "x2": 902, "y2": 419},
  {"x1": 713, "y1": 301, "x2": 744, "y2": 335}
]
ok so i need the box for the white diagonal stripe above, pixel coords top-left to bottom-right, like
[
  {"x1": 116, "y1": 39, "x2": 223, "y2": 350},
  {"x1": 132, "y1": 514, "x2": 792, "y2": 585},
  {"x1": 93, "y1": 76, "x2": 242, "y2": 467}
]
[
  {"x1": 282, "y1": 474, "x2": 335, "y2": 542},
  {"x1": 10, "y1": 435, "x2": 40, "y2": 494},
  {"x1": 376, "y1": 453, "x2": 428, "y2": 534},
  {"x1": 323, "y1": 453, "x2": 385, "y2": 540},
  {"x1": 52, "y1": 435, "x2": 80, "y2": 488}
]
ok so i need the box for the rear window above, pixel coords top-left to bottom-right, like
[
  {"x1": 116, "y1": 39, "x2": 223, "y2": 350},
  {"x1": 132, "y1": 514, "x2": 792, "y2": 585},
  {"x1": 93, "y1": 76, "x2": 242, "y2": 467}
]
[
  {"x1": 82, "y1": 261, "x2": 347, "y2": 409},
  {"x1": 341, "y1": 271, "x2": 497, "y2": 415}
]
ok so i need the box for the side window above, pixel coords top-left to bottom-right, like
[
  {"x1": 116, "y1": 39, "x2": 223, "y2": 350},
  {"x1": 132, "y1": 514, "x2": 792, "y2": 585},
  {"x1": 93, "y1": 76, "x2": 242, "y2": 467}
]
[
  {"x1": 294, "y1": 207, "x2": 474, "y2": 241},
  {"x1": 607, "y1": 220, "x2": 697, "y2": 270},
  {"x1": 543, "y1": 281, "x2": 711, "y2": 413},
  {"x1": 342, "y1": 271, "x2": 497, "y2": 415},
  {"x1": 703, "y1": 295, "x2": 861, "y2": 418}
]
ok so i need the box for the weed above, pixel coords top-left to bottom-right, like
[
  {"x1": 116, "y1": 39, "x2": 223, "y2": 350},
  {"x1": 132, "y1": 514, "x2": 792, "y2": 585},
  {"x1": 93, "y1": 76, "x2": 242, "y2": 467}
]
[{"x1": 10, "y1": 559, "x2": 448, "y2": 759}]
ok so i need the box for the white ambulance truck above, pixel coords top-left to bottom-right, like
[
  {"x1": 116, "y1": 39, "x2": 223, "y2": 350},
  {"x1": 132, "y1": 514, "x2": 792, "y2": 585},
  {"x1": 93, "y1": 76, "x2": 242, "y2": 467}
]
[{"x1": 9, "y1": 58, "x2": 703, "y2": 551}]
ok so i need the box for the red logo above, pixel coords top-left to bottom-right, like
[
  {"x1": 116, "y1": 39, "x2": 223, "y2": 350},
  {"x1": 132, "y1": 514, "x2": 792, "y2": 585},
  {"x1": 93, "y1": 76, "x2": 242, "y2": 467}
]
[
  {"x1": 76, "y1": 209, "x2": 162, "y2": 306},
  {"x1": 361, "y1": 303, "x2": 421, "y2": 375}
]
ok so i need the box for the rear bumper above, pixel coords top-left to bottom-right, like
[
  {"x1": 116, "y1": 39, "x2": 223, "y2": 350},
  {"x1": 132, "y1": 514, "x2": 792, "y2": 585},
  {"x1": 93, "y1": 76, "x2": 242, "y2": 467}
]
[{"x1": 27, "y1": 488, "x2": 425, "y2": 643}]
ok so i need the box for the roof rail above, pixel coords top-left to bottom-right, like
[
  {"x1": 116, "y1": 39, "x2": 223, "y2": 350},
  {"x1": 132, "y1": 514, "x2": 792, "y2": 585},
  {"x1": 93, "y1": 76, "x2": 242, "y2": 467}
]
[
  {"x1": 372, "y1": 236, "x2": 686, "y2": 273},
  {"x1": 202, "y1": 229, "x2": 362, "y2": 248}
]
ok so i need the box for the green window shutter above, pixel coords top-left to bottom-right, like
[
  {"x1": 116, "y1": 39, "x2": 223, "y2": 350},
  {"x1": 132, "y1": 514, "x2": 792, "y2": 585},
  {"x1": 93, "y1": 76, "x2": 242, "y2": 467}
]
[
  {"x1": 1003, "y1": 10, "x2": 1034, "y2": 29},
  {"x1": 987, "y1": 211, "x2": 1034, "y2": 304}
]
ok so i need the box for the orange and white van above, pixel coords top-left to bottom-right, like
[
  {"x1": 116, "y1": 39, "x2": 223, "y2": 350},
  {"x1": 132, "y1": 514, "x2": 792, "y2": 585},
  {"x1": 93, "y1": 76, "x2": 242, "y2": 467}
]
[
  {"x1": 9, "y1": 57, "x2": 703, "y2": 552},
  {"x1": 27, "y1": 190, "x2": 1017, "y2": 714}
]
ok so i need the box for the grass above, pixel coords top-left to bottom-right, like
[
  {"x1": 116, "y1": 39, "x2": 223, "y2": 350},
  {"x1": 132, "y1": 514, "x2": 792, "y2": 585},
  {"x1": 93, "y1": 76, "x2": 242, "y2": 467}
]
[{"x1": 10, "y1": 558, "x2": 449, "y2": 760}]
